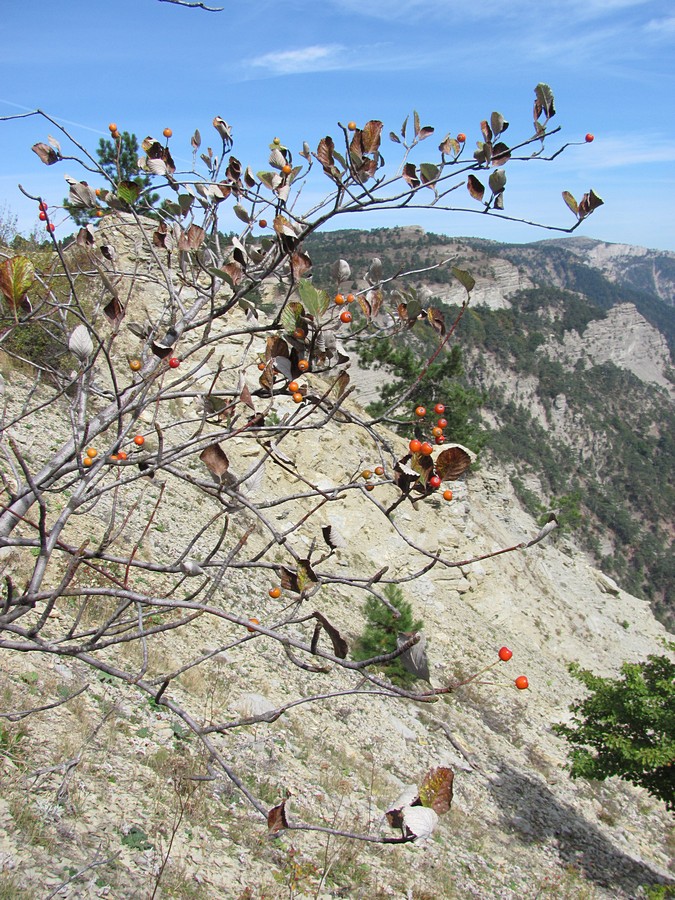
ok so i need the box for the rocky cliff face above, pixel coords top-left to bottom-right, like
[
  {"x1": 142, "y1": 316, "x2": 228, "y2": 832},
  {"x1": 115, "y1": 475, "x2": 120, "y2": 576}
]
[{"x1": 0, "y1": 217, "x2": 673, "y2": 899}]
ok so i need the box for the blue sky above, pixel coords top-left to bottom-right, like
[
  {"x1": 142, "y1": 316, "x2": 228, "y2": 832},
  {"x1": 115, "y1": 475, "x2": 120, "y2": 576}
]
[{"x1": 1, "y1": 0, "x2": 673, "y2": 251}]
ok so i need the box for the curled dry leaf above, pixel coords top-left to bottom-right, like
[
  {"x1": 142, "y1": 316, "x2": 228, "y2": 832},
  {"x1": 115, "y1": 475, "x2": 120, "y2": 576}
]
[
  {"x1": 199, "y1": 443, "x2": 230, "y2": 480},
  {"x1": 435, "y1": 444, "x2": 475, "y2": 481},
  {"x1": 385, "y1": 785, "x2": 420, "y2": 829},
  {"x1": 397, "y1": 631, "x2": 430, "y2": 682},
  {"x1": 68, "y1": 324, "x2": 94, "y2": 362},
  {"x1": 402, "y1": 805, "x2": 439, "y2": 842},
  {"x1": 267, "y1": 799, "x2": 289, "y2": 834},
  {"x1": 32, "y1": 142, "x2": 60, "y2": 165}
]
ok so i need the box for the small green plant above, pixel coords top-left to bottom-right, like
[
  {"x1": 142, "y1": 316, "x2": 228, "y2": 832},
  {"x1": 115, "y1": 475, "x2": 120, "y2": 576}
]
[
  {"x1": 553, "y1": 650, "x2": 675, "y2": 810},
  {"x1": 121, "y1": 826, "x2": 153, "y2": 851},
  {"x1": 353, "y1": 585, "x2": 424, "y2": 686}
]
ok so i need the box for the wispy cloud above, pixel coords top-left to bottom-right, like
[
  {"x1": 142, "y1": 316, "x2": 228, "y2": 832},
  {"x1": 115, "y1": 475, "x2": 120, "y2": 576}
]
[
  {"x1": 643, "y1": 15, "x2": 675, "y2": 37},
  {"x1": 250, "y1": 44, "x2": 347, "y2": 75},
  {"x1": 564, "y1": 134, "x2": 675, "y2": 170}
]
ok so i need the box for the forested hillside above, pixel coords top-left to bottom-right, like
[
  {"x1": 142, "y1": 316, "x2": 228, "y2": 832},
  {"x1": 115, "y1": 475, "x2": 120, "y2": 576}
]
[{"x1": 306, "y1": 229, "x2": 675, "y2": 627}]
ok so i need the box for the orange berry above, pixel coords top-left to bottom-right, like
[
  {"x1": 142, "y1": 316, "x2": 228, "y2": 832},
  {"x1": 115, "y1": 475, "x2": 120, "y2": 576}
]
[
  {"x1": 108, "y1": 123, "x2": 118, "y2": 133},
  {"x1": 293, "y1": 328, "x2": 306, "y2": 340},
  {"x1": 339, "y1": 310, "x2": 352, "y2": 324},
  {"x1": 282, "y1": 163, "x2": 292, "y2": 175},
  {"x1": 515, "y1": 675, "x2": 529, "y2": 690},
  {"x1": 246, "y1": 617, "x2": 260, "y2": 633},
  {"x1": 117, "y1": 450, "x2": 128, "y2": 461},
  {"x1": 258, "y1": 362, "x2": 266, "y2": 371},
  {"x1": 456, "y1": 133, "x2": 466, "y2": 143},
  {"x1": 82, "y1": 456, "x2": 93, "y2": 467},
  {"x1": 109, "y1": 454, "x2": 119, "y2": 461},
  {"x1": 420, "y1": 442, "x2": 433, "y2": 456},
  {"x1": 86, "y1": 447, "x2": 98, "y2": 459},
  {"x1": 347, "y1": 121, "x2": 357, "y2": 131},
  {"x1": 95, "y1": 187, "x2": 101, "y2": 196},
  {"x1": 129, "y1": 358, "x2": 142, "y2": 372},
  {"x1": 415, "y1": 406, "x2": 426, "y2": 418},
  {"x1": 334, "y1": 293, "x2": 346, "y2": 306},
  {"x1": 365, "y1": 483, "x2": 375, "y2": 492},
  {"x1": 409, "y1": 439, "x2": 422, "y2": 454},
  {"x1": 292, "y1": 391, "x2": 303, "y2": 403},
  {"x1": 346, "y1": 293, "x2": 355, "y2": 303},
  {"x1": 288, "y1": 380, "x2": 300, "y2": 393},
  {"x1": 374, "y1": 466, "x2": 384, "y2": 476},
  {"x1": 269, "y1": 586, "x2": 282, "y2": 599},
  {"x1": 443, "y1": 489, "x2": 453, "y2": 502},
  {"x1": 163, "y1": 127, "x2": 173, "y2": 138},
  {"x1": 298, "y1": 359, "x2": 309, "y2": 372},
  {"x1": 95, "y1": 210, "x2": 104, "y2": 217},
  {"x1": 133, "y1": 435, "x2": 145, "y2": 446},
  {"x1": 432, "y1": 426, "x2": 443, "y2": 438},
  {"x1": 361, "y1": 469, "x2": 372, "y2": 480}
]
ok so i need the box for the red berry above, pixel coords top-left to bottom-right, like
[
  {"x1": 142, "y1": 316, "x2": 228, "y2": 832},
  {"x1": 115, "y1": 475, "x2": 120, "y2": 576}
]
[
  {"x1": 515, "y1": 675, "x2": 529, "y2": 690},
  {"x1": 46, "y1": 223, "x2": 55, "y2": 232},
  {"x1": 498, "y1": 646, "x2": 513, "y2": 662},
  {"x1": 259, "y1": 219, "x2": 268, "y2": 228},
  {"x1": 437, "y1": 417, "x2": 448, "y2": 429},
  {"x1": 585, "y1": 133, "x2": 594, "y2": 143},
  {"x1": 435, "y1": 435, "x2": 446, "y2": 445},
  {"x1": 39, "y1": 211, "x2": 47, "y2": 221},
  {"x1": 420, "y1": 442, "x2": 433, "y2": 456},
  {"x1": 38, "y1": 201, "x2": 48, "y2": 212},
  {"x1": 429, "y1": 474, "x2": 441, "y2": 489},
  {"x1": 374, "y1": 466, "x2": 384, "y2": 476},
  {"x1": 442, "y1": 489, "x2": 453, "y2": 501},
  {"x1": 414, "y1": 406, "x2": 426, "y2": 418},
  {"x1": 456, "y1": 133, "x2": 466, "y2": 143},
  {"x1": 133, "y1": 435, "x2": 145, "y2": 446},
  {"x1": 168, "y1": 357, "x2": 180, "y2": 369},
  {"x1": 434, "y1": 403, "x2": 445, "y2": 415},
  {"x1": 409, "y1": 438, "x2": 422, "y2": 454},
  {"x1": 340, "y1": 310, "x2": 352, "y2": 324}
]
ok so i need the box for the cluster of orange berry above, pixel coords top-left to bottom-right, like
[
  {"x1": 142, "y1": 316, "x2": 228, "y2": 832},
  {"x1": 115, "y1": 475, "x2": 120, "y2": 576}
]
[
  {"x1": 360, "y1": 465, "x2": 386, "y2": 492},
  {"x1": 81, "y1": 435, "x2": 145, "y2": 469},
  {"x1": 247, "y1": 585, "x2": 283, "y2": 632},
  {"x1": 409, "y1": 403, "x2": 453, "y2": 500},
  {"x1": 334, "y1": 292, "x2": 356, "y2": 324}
]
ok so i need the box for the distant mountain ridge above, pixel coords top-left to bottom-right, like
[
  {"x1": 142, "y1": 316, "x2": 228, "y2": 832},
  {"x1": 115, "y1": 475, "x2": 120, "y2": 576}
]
[{"x1": 304, "y1": 229, "x2": 675, "y2": 627}]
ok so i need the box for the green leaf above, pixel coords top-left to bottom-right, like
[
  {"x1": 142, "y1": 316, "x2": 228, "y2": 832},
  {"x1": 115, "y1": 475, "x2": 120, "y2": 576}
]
[
  {"x1": 0, "y1": 256, "x2": 35, "y2": 310},
  {"x1": 297, "y1": 279, "x2": 329, "y2": 319},
  {"x1": 419, "y1": 163, "x2": 439, "y2": 185},
  {"x1": 490, "y1": 112, "x2": 508, "y2": 136},
  {"x1": 117, "y1": 181, "x2": 140, "y2": 205},
  {"x1": 280, "y1": 305, "x2": 297, "y2": 335},
  {"x1": 233, "y1": 204, "x2": 251, "y2": 223},
  {"x1": 489, "y1": 169, "x2": 507, "y2": 195},
  {"x1": 534, "y1": 83, "x2": 556, "y2": 120},
  {"x1": 562, "y1": 191, "x2": 579, "y2": 217},
  {"x1": 451, "y1": 266, "x2": 475, "y2": 295}
]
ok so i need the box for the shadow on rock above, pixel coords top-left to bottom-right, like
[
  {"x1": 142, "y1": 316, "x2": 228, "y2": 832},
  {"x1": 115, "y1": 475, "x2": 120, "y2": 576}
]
[{"x1": 490, "y1": 763, "x2": 673, "y2": 897}]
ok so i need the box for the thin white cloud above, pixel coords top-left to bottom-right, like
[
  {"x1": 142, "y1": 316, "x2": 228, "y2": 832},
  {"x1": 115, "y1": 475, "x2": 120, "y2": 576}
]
[
  {"x1": 564, "y1": 135, "x2": 675, "y2": 170},
  {"x1": 644, "y1": 15, "x2": 675, "y2": 36},
  {"x1": 250, "y1": 44, "x2": 346, "y2": 75}
]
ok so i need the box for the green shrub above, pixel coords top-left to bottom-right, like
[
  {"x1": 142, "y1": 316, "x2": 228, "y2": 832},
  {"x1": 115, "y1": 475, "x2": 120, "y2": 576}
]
[
  {"x1": 553, "y1": 651, "x2": 675, "y2": 810},
  {"x1": 353, "y1": 585, "x2": 423, "y2": 686}
]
